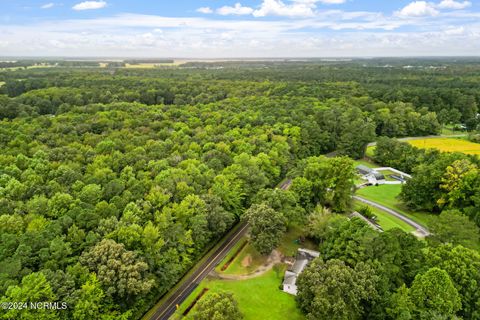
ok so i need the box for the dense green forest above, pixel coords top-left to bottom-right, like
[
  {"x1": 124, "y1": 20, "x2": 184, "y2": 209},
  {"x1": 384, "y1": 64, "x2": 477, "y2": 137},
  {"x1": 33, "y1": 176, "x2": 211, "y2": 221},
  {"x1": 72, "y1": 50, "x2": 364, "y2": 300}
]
[{"x1": 0, "y1": 60, "x2": 479, "y2": 319}]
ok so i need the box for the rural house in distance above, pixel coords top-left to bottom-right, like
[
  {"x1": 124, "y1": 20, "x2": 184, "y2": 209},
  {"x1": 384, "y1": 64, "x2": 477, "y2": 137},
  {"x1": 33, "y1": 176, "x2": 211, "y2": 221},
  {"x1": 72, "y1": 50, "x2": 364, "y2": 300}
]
[{"x1": 356, "y1": 165, "x2": 386, "y2": 185}]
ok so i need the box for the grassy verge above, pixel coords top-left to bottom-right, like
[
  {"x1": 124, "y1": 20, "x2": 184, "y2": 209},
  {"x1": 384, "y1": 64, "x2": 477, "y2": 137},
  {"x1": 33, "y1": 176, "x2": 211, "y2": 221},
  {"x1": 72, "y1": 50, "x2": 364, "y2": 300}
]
[
  {"x1": 214, "y1": 237, "x2": 248, "y2": 273},
  {"x1": 141, "y1": 223, "x2": 243, "y2": 320},
  {"x1": 353, "y1": 201, "x2": 415, "y2": 232},
  {"x1": 356, "y1": 184, "x2": 435, "y2": 228}
]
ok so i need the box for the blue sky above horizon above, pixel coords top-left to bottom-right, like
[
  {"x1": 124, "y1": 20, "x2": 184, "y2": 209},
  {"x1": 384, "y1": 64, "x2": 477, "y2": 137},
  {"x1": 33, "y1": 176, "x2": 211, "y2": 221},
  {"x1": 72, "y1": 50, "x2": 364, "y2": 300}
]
[{"x1": 1, "y1": 0, "x2": 479, "y2": 57}]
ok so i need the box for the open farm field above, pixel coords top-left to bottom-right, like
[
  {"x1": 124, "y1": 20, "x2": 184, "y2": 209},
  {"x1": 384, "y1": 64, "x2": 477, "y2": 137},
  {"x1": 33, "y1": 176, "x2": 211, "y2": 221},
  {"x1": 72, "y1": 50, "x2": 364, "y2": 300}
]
[{"x1": 408, "y1": 137, "x2": 480, "y2": 155}]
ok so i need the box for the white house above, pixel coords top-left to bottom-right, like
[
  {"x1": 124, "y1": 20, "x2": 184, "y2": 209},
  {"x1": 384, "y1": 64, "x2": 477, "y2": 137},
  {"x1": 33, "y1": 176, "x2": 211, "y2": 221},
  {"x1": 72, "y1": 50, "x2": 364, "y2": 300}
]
[
  {"x1": 356, "y1": 165, "x2": 386, "y2": 185},
  {"x1": 282, "y1": 248, "x2": 320, "y2": 295}
]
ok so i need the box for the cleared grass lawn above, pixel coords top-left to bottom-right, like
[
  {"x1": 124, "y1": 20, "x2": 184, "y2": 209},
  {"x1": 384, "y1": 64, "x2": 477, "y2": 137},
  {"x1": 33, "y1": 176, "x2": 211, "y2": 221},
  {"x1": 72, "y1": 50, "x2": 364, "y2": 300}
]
[
  {"x1": 175, "y1": 226, "x2": 313, "y2": 320},
  {"x1": 278, "y1": 225, "x2": 317, "y2": 257},
  {"x1": 408, "y1": 137, "x2": 480, "y2": 155},
  {"x1": 356, "y1": 184, "x2": 436, "y2": 228},
  {"x1": 353, "y1": 201, "x2": 415, "y2": 232},
  {"x1": 354, "y1": 159, "x2": 377, "y2": 168},
  {"x1": 441, "y1": 126, "x2": 465, "y2": 136},
  {"x1": 366, "y1": 146, "x2": 375, "y2": 157},
  {"x1": 177, "y1": 268, "x2": 304, "y2": 320},
  {"x1": 218, "y1": 226, "x2": 316, "y2": 275},
  {"x1": 223, "y1": 242, "x2": 268, "y2": 275}
]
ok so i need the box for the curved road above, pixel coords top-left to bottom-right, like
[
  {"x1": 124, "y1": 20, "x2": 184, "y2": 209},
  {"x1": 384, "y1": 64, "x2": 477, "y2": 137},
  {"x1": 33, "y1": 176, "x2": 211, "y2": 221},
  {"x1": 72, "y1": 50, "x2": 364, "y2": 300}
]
[
  {"x1": 144, "y1": 222, "x2": 249, "y2": 320},
  {"x1": 353, "y1": 195, "x2": 430, "y2": 237},
  {"x1": 144, "y1": 178, "x2": 429, "y2": 320}
]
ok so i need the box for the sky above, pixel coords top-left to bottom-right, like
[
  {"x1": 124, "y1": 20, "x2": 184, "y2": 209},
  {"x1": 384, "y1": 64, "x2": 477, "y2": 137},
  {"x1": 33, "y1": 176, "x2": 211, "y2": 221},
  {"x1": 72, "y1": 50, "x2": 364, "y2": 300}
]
[{"x1": 0, "y1": 0, "x2": 479, "y2": 57}]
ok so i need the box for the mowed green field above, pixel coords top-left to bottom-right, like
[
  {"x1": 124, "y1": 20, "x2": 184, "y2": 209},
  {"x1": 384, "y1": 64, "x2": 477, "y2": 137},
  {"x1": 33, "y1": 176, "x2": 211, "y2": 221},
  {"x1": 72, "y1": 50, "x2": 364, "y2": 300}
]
[
  {"x1": 408, "y1": 137, "x2": 480, "y2": 155},
  {"x1": 277, "y1": 225, "x2": 317, "y2": 257},
  {"x1": 356, "y1": 184, "x2": 436, "y2": 228},
  {"x1": 354, "y1": 159, "x2": 377, "y2": 168},
  {"x1": 177, "y1": 268, "x2": 305, "y2": 320},
  {"x1": 353, "y1": 201, "x2": 415, "y2": 233},
  {"x1": 174, "y1": 226, "x2": 312, "y2": 320}
]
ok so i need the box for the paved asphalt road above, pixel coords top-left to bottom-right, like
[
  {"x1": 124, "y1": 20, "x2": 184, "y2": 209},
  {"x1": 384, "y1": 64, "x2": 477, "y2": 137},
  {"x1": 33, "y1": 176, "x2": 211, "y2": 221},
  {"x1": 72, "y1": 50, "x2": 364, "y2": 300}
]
[
  {"x1": 145, "y1": 178, "x2": 294, "y2": 320},
  {"x1": 145, "y1": 222, "x2": 249, "y2": 320},
  {"x1": 145, "y1": 178, "x2": 427, "y2": 320},
  {"x1": 353, "y1": 195, "x2": 430, "y2": 237}
]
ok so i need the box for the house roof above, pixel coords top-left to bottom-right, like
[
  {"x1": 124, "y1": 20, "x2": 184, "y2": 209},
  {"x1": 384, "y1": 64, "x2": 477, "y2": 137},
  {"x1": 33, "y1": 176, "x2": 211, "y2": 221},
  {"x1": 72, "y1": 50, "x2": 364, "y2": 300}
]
[
  {"x1": 290, "y1": 248, "x2": 320, "y2": 274},
  {"x1": 283, "y1": 248, "x2": 321, "y2": 295},
  {"x1": 291, "y1": 258, "x2": 309, "y2": 274},
  {"x1": 373, "y1": 172, "x2": 385, "y2": 180},
  {"x1": 283, "y1": 271, "x2": 297, "y2": 286},
  {"x1": 298, "y1": 248, "x2": 320, "y2": 258}
]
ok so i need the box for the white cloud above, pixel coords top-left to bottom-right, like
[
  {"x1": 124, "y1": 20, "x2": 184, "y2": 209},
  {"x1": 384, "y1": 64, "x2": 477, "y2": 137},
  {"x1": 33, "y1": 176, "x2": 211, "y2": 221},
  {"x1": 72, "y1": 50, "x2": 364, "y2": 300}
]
[
  {"x1": 318, "y1": 0, "x2": 347, "y2": 4},
  {"x1": 444, "y1": 26, "x2": 465, "y2": 35},
  {"x1": 248, "y1": 0, "x2": 346, "y2": 18},
  {"x1": 396, "y1": 0, "x2": 471, "y2": 18},
  {"x1": 72, "y1": 1, "x2": 107, "y2": 11},
  {"x1": 41, "y1": 3, "x2": 55, "y2": 9},
  {"x1": 396, "y1": 1, "x2": 439, "y2": 17},
  {"x1": 253, "y1": 0, "x2": 316, "y2": 17},
  {"x1": 1, "y1": 8, "x2": 480, "y2": 57},
  {"x1": 438, "y1": 0, "x2": 471, "y2": 9},
  {"x1": 196, "y1": 7, "x2": 213, "y2": 14},
  {"x1": 217, "y1": 3, "x2": 254, "y2": 16}
]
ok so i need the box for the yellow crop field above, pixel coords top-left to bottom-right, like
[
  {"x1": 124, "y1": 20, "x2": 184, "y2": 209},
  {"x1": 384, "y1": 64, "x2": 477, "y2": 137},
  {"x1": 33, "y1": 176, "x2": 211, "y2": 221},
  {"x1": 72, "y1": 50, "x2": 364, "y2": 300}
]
[{"x1": 408, "y1": 138, "x2": 480, "y2": 155}]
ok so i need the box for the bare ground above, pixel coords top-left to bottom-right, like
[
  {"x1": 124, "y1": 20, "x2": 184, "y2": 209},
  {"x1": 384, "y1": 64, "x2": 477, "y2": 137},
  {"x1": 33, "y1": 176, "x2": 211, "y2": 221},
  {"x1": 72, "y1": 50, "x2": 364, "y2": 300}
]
[{"x1": 211, "y1": 250, "x2": 283, "y2": 280}]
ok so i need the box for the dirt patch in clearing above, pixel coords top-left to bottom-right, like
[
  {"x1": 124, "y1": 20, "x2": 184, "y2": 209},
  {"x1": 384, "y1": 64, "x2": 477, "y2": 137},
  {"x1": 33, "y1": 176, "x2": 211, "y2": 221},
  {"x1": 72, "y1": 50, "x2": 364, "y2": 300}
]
[
  {"x1": 214, "y1": 250, "x2": 283, "y2": 280},
  {"x1": 241, "y1": 255, "x2": 252, "y2": 267},
  {"x1": 221, "y1": 240, "x2": 247, "y2": 271}
]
